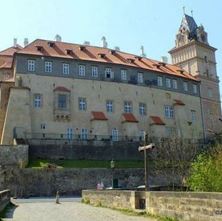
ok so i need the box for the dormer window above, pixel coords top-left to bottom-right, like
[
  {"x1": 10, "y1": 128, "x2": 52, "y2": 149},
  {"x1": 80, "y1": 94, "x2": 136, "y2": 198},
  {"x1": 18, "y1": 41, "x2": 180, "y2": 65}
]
[
  {"x1": 98, "y1": 53, "x2": 106, "y2": 58},
  {"x1": 48, "y1": 42, "x2": 55, "y2": 47},
  {"x1": 36, "y1": 46, "x2": 43, "y2": 52},
  {"x1": 66, "y1": 49, "x2": 73, "y2": 55},
  {"x1": 79, "y1": 46, "x2": 85, "y2": 51},
  {"x1": 135, "y1": 56, "x2": 142, "y2": 61},
  {"x1": 127, "y1": 58, "x2": 135, "y2": 63},
  {"x1": 110, "y1": 50, "x2": 116, "y2": 55}
]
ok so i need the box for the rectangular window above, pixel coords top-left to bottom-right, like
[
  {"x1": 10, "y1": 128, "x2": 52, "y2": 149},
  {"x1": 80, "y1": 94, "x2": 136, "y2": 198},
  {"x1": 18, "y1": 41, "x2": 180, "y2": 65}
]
[
  {"x1": 157, "y1": 76, "x2": 163, "y2": 86},
  {"x1": 172, "y1": 79, "x2": 178, "y2": 89},
  {"x1": 105, "y1": 68, "x2": 113, "y2": 79},
  {"x1": 80, "y1": 128, "x2": 88, "y2": 140},
  {"x1": 124, "y1": 101, "x2": 132, "y2": 113},
  {"x1": 112, "y1": 128, "x2": 118, "y2": 141},
  {"x1": 79, "y1": 97, "x2": 87, "y2": 111},
  {"x1": 191, "y1": 110, "x2": 196, "y2": 123},
  {"x1": 166, "y1": 127, "x2": 176, "y2": 137},
  {"x1": 193, "y1": 84, "x2": 197, "y2": 94},
  {"x1": 166, "y1": 78, "x2": 171, "y2": 88},
  {"x1": 208, "y1": 88, "x2": 213, "y2": 98},
  {"x1": 183, "y1": 82, "x2": 188, "y2": 91},
  {"x1": 139, "y1": 130, "x2": 146, "y2": 141},
  {"x1": 92, "y1": 66, "x2": 98, "y2": 78},
  {"x1": 106, "y1": 100, "x2": 113, "y2": 113},
  {"x1": 40, "y1": 123, "x2": 46, "y2": 129},
  {"x1": 121, "y1": 69, "x2": 127, "y2": 81},
  {"x1": 164, "y1": 105, "x2": 174, "y2": 119},
  {"x1": 67, "y1": 128, "x2": 73, "y2": 140},
  {"x1": 62, "y1": 63, "x2": 69, "y2": 75},
  {"x1": 45, "y1": 61, "x2": 52, "y2": 73},
  {"x1": 137, "y1": 72, "x2": 143, "y2": 83},
  {"x1": 139, "y1": 103, "x2": 146, "y2": 116},
  {"x1": 79, "y1": 65, "x2": 86, "y2": 76},
  {"x1": 28, "y1": 60, "x2": 35, "y2": 72},
  {"x1": 34, "y1": 94, "x2": 42, "y2": 108},
  {"x1": 58, "y1": 94, "x2": 67, "y2": 109}
]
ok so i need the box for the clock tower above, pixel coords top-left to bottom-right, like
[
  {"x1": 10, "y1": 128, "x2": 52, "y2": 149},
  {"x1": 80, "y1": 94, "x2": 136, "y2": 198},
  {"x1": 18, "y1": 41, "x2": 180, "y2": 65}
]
[{"x1": 169, "y1": 13, "x2": 221, "y2": 139}]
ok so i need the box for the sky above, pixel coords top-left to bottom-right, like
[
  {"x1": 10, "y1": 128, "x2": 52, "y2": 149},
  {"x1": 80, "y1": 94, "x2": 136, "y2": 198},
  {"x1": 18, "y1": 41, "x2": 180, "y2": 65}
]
[{"x1": 1, "y1": 0, "x2": 221, "y2": 93}]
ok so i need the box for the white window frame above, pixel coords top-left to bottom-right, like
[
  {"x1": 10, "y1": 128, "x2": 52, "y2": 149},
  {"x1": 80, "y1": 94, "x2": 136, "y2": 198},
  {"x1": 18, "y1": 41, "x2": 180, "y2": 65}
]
[
  {"x1": 164, "y1": 105, "x2": 174, "y2": 119},
  {"x1": 139, "y1": 103, "x2": 146, "y2": 116},
  {"x1": 112, "y1": 128, "x2": 118, "y2": 141},
  {"x1": 62, "y1": 63, "x2": 70, "y2": 75},
  {"x1": 121, "y1": 69, "x2": 127, "y2": 81},
  {"x1": 79, "y1": 65, "x2": 86, "y2": 76},
  {"x1": 80, "y1": 128, "x2": 88, "y2": 140},
  {"x1": 67, "y1": 128, "x2": 73, "y2": 140},
  {"x1": 137, "y1": 72, "x2": 144, "y2": 84},
  {"x1": 105, "y1": 68, "x2": 113, "y2": 79},
  {"x1": 34, "y1": 94, "x2": 42, "y2": 108},
  {"x1": 157, "y1": 76, "x2": 163, "y2": 86},
  {"x1": 28, "y1": 60, "x2": 35, "y2": 72},
  {"x1": 106, "y1": 100, "x2": 113, "y2": 113},
  {"x1": 79, "y1": 97, "x2": 87, "y2": 111},
  {"x1": 172, "y1": 79, "x2": 178, "y2": 89},
  {"x1": 193, "y1": 84, "x2": 197, "y2": 94},
  {"x1": 45, "y1": 61, "x2": 52, "y2": 73},
  {"x1": 92, "y1": 66, "x2": 98, "y2": 78},
  {"x1": 124, "y1": 101, "x2": 132, "y2": 113},
  {"x1": 191, "y1": 110, "x2": 196, "y2": 123},
  {"x1": 183, "y1": 82, "x2": 188, "y2": 91},
  {"x1": 166, "y1": 78, "x2": 171, "y2": 88}
]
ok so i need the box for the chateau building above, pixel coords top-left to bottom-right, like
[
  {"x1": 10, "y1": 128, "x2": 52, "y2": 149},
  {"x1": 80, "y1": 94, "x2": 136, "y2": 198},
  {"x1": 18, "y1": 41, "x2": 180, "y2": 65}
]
[{"x1": 0, "y1": 14, "x2": 220, "y2": 144}]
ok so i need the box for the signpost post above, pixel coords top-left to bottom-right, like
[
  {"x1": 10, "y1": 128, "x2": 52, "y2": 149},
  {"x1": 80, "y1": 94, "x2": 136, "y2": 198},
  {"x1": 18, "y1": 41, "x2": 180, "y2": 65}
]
[{"x1": 138, "y1": 132, "x2": 155, "y2": 191}]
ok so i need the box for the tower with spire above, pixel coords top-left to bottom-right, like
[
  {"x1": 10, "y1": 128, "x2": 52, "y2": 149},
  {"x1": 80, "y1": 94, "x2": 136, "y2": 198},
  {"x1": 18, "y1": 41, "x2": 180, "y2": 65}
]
[{"x1": 169, "y1": 12, "x2": 221, "y2": 139}]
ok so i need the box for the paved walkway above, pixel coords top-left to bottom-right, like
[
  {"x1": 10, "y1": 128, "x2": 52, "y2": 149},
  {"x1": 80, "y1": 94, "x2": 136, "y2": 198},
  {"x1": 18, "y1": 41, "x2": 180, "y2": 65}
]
[{"x1": 4, "y1": 198, "x2": 156, "y2": 221}]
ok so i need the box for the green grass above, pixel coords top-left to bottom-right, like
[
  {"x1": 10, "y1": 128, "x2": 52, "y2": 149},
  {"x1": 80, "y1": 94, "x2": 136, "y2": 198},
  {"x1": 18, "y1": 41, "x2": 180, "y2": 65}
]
[{"x1": 27, "y1": 159, "x2": 144, "y2": 169}]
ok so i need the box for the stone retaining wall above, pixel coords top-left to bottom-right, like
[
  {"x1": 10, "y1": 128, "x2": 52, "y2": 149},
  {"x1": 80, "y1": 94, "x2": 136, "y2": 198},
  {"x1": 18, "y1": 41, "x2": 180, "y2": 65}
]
[
  {"x1": 29, "y1": 142, "x2": 142, "y2": 160},
  {"x1": 147, "y1": 191, "x2": 222, "y2": 221},
  {"x1": 82, "y1": 190, "x2": 222, "y2": 221},
  {"x1": 0, "y1": 189, "x2": 10, "y2": 213},
  {"x1": 0, "y1": 145, "x2": 28, "y2": 167}
]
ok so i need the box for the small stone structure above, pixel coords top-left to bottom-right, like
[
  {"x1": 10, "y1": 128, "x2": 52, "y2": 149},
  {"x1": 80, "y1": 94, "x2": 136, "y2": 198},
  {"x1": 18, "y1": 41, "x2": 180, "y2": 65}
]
[
  {"x1": 82, "y1": 190, "x2": 222, "y2": 221},
  {"x1": 0, "y1": 189, "x2": 10, "y2": 213}
]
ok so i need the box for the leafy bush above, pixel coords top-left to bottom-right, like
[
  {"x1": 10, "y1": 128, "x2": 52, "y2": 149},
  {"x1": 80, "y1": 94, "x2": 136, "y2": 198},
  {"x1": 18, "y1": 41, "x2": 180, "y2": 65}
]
[{"x1": 187, "y1": 146, "x2": 222, "y2": 192}]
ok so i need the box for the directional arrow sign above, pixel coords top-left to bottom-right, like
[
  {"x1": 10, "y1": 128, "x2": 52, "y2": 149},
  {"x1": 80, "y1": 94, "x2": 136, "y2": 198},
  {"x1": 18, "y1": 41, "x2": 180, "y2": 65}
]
[{"x1": 138, "y1": 143, "x2": 155, "y2": 152}]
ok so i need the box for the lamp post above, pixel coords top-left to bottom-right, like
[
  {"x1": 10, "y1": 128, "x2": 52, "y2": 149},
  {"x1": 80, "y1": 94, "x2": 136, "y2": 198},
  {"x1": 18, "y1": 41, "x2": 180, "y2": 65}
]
[
  {"x1": 110, "y1": 159, "x2": 115, "y2": 188},
  {"x1": 138, "y1": 132, "x2": 155, "y2": 191}
]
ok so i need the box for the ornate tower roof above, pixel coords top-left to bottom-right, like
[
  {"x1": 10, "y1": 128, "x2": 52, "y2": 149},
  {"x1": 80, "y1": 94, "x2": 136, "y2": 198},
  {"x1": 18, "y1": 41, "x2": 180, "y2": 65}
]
[{"x1": 175, "y1": 13, "x2": 208, "y2": 48}]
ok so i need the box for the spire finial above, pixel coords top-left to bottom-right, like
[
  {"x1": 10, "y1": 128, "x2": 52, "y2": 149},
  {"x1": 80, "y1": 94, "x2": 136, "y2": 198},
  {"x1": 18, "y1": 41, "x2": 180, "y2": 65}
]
[
  {"x1": 183, "y1": 6, "x2": 186, "y2": 14},
  {"x1": 191, "y1": 10, "x2": 193, "y2": 17}
]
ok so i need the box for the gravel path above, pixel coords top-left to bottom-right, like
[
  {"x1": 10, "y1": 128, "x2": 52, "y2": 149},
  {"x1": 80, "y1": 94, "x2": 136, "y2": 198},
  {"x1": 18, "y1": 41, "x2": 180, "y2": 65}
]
[{"x1": 9, "y1": 201, "x2": 157, "y2": 221}]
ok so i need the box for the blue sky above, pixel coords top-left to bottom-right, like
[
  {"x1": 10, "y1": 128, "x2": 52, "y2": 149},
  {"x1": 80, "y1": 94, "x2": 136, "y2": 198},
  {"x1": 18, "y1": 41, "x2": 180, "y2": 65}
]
[{"x1": 1, "y1": 0, "x2": 221, "y2": 92}]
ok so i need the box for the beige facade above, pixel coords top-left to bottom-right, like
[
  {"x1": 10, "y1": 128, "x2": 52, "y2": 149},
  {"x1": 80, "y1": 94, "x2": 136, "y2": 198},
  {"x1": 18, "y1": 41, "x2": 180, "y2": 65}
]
[{"x1": 0, "y1": 73, "x2": 203, "y2": 144}]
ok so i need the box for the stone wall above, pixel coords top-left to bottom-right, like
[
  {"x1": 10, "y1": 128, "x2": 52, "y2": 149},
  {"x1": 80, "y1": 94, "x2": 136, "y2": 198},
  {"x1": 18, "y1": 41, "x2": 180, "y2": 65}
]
[
  {"x1": 0, "y1": 145, "x2": 28, "y2": 167},
  {"x1": 0, "y1": 168, "x2": 144, "y2": 197},
  {"x1": 0, "y1": 189, "x2": 10, "y2": 213},
  {"x1": 147, "y1": 191, "x2": 222, "y2": 221},
  {"x1": 29, "y1": 142, "x2": 142, "y2": 160},
  {"x1": 82, "y1": 190, "x2": 222, "y2": 221}
]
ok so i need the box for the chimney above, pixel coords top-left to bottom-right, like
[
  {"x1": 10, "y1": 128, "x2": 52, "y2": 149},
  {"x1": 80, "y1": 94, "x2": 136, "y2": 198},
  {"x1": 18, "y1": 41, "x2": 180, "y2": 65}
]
[
  {"x1": 101, "y1": 36, "x2": 108, "y2": 48},
  {"x1": 24, "y1": 38, "x2": 29, "y2": 47},
  {"x1": 55, "y1": 34, "x2": 62, "y2": 42},
  {"x1": 114, "y1": 46, "x2": 120, "y2": 51},
  {"x1": 13, "y1": 38, "x2": 18, "y2": 47},
  {"x1": 161, "y1": 56, "x2": 168, "y2": 64},
  {"x1": 140, "y1": 45, "x2": 146, "y2": 57},
  {"x1": 83, "y1": 41, "x2": 90, "y2": 46}
]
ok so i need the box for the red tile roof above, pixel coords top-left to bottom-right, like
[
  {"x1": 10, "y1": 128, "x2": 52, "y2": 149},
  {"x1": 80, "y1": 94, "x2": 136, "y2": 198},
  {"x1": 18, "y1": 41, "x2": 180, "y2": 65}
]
[
  {"x1": 150, "y1": 116, "x2": 165, "y2": 125},
  {"x1": 16, "y1": 39, "x2": 198, "y2": 81},
  {"x1": 53, "y1": 86, "x2": 71, "y2": 92},
  {"x1": 91, "y1": 111, "x2": 108, "y2": 121},
  {"x1": 0, "y1": 45, "x2": 22, "y2": 56},
  {"x1": 174, "y1": 99, "x2": 185, "y2": 106},
  {"x1": 122, "y1": 113, "x2": 138, "y2": 123}
]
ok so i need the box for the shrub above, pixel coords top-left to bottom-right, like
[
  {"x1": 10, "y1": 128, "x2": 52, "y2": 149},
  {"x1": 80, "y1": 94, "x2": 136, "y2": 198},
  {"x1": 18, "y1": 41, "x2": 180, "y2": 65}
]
[{"x1": 187, "y1": 146, "x2": 222, "y2": 192}]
